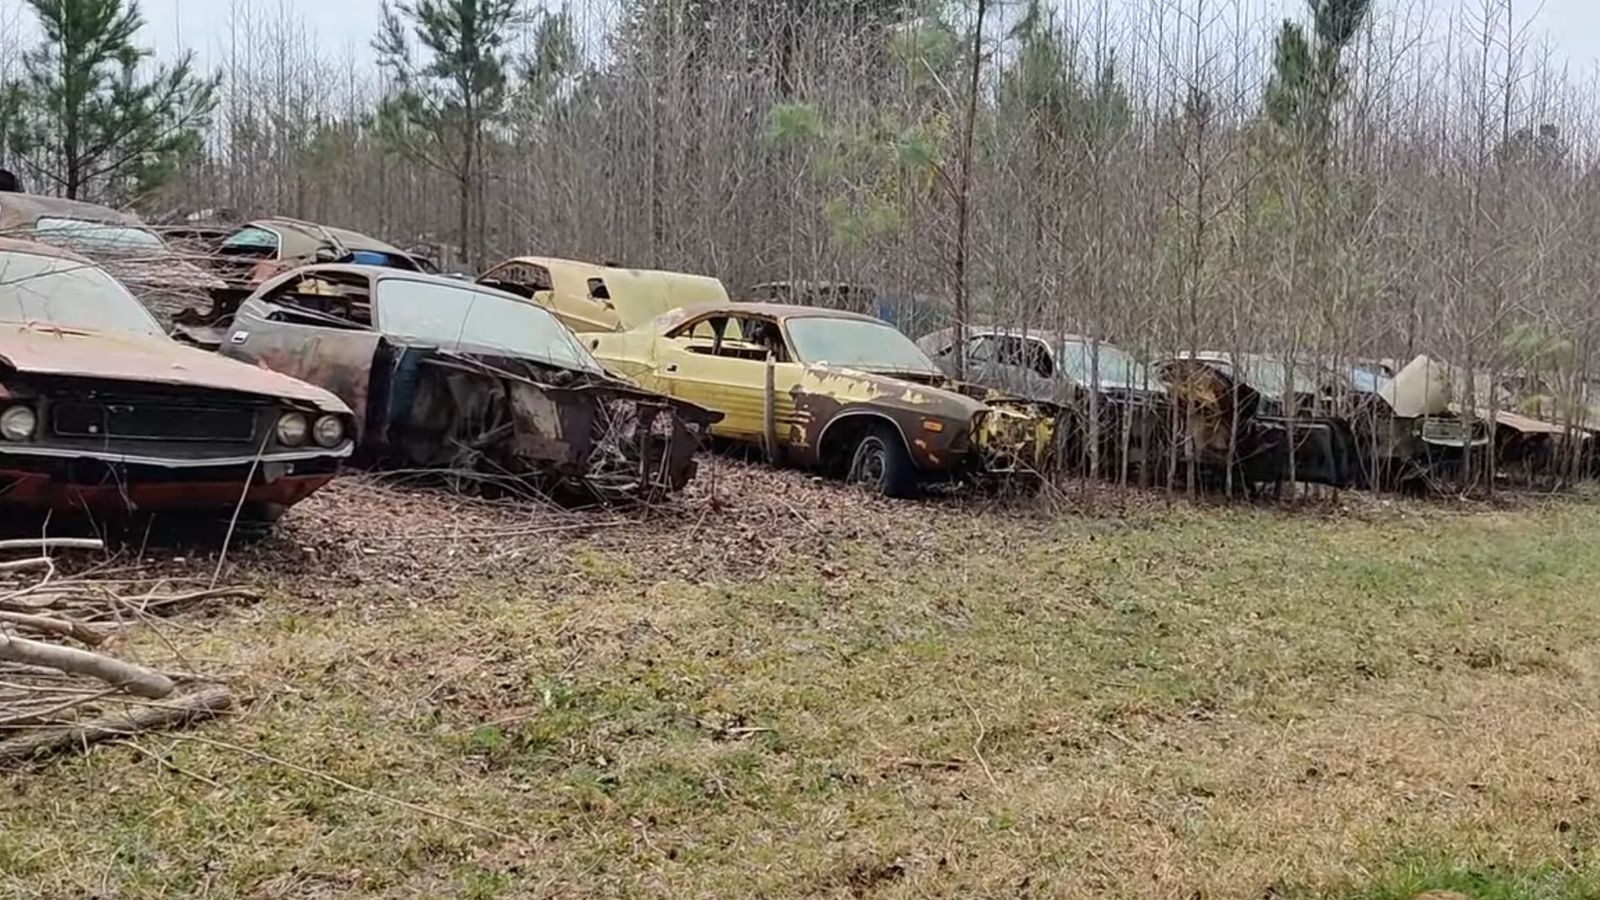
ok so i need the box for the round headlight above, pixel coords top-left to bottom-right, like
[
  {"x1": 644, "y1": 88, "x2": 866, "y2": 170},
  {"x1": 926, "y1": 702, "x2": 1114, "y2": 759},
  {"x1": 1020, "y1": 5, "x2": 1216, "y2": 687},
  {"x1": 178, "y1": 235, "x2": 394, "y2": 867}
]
[
  {"x1": 0, "y1": 405, "x2": 35, "y2": 441},
  {"x1": 275, "y1": 412, "x2": 309, "y2": 446},
  {"x1": 312, "y1": 414, "x2": 345, "y2": 448}
]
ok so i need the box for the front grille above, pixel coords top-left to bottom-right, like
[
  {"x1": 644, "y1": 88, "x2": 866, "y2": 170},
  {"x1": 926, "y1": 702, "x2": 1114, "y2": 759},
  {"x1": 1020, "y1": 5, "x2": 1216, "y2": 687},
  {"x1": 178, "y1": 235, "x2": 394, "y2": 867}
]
[
  {"x1": 51, "y1": 401, "x2": 258, "y2": 443},
  {"x1": 1420, "y1": 417, "x2": 1471, "y2": 445}
]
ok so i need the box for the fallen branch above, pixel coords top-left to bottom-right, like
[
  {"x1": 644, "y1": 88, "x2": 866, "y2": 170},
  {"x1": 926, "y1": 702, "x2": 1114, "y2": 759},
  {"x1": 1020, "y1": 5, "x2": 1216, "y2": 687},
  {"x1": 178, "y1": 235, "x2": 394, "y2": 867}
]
[
  {"x1": 0, "y1": 633, "x2": 173, "y2": 699},
  {"x1": 0, "y1": 611, "x2": 111, "y2": 646},
  {"x1": 963, "y1": 698, "x2": 999, "y2": 788},
  {"x1": 0, "y1": 687, "x2": 122, "y2": 728},
  {"x1": 133, "y1": 587, "x2": 264, "y2": 614},
  {"x1": 0, "y1": 538, "x2": 105, "y2": 554},
  {"x1": 0, "y1": 687, "x2": 232, "y2": 764}
]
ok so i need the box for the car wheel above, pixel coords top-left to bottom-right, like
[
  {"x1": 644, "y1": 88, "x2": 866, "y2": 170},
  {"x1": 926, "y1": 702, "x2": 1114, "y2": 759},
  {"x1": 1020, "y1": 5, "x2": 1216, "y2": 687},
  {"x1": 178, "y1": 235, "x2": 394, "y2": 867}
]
[
  {"x1": 846, "y1": 424, "x2": 917, "y2": 498},
  {"x1": 239, "y1": 502, "x2": 287, "y2": 524}
]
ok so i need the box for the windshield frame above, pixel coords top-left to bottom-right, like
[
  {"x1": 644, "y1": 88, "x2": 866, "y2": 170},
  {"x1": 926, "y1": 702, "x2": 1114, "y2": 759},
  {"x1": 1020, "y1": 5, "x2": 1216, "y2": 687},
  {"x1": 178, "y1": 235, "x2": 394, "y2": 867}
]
[
  {"x1": 0, "y1": 249, "x2": 167, "y2": 337},
  {"x1": 782, "y1": 315, "x2": 942, "y2": 376}
]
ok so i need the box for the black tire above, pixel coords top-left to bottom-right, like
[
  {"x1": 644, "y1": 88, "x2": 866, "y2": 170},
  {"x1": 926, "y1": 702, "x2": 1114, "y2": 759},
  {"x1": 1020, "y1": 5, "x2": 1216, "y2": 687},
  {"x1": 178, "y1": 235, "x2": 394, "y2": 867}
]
[
  {"x1": 845, "y1": 424, "x2": 918, "y2": 498},
  {"x1": 239, "y1": 502, "x2": 287, "y2": 524}
]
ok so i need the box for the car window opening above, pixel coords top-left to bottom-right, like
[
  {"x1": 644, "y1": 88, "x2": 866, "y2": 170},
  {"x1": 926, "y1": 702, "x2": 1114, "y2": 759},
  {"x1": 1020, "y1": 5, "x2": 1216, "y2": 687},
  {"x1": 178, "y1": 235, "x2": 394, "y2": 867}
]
[
  {"x1": 676, "y1": 315, "x2": 786, "y2": 363},
  {"x1": 477, "y1": 263, "x2": 552, "y2": 300},
  {"x1": 264, "y1": 273, "x2": 374, "y2": 328},
  {"x1": 971, "y1": 335, "x2": 1054, "y2": 378}
]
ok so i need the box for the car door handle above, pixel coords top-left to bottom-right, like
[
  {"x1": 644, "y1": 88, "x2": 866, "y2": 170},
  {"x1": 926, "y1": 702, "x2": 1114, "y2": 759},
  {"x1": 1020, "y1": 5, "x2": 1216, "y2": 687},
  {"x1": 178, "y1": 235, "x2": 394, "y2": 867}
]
[{"x1": 666, "y1": 363, "x2": 678, "y2": 373}]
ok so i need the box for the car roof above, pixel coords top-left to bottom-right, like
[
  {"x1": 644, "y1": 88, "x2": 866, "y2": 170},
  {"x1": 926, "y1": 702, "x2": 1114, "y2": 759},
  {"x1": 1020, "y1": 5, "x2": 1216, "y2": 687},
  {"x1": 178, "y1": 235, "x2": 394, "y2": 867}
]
[
  {"x1": 491, "y1": 256, "x2": 730, "y2": 329},
  {"x1": 651, "y1": 301, "x2": 886, "y2": 331},
  {"x1": 919, "y1": 325, "x2": 1099, "y2": 347},
  {"x1": 499, "y1": 255, "x2": 719, "y2": 281},
  {"x1": 0, "y1": 193, "x2": 144, "y2": 230},
  {"x1": 0, "y1": 236, "x2": 96, "y2": 264},
  {"x1": 266, "y1": 263, "x2": 533, "y2": 302},
  {"x1": 248, "y1": 217, "x2": 414, "y2": 258}
]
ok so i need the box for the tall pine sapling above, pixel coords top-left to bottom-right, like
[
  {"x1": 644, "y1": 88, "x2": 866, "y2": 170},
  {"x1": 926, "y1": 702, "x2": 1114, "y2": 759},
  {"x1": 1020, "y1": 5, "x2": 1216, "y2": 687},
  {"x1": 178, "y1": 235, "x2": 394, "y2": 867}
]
[
  {"x1": 3, "y1": 0, "x2": 217, "y2": 204},
  {"x1": 374, "y1": 0, "x2": 524, "y2": 269}
]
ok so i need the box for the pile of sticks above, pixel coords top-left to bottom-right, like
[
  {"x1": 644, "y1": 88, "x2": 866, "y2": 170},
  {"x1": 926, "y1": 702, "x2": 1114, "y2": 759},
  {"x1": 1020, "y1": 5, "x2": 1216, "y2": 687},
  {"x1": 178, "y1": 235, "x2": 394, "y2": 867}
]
[{"x1": 0, "y1": 538, "x2": 251, "y2": 766}]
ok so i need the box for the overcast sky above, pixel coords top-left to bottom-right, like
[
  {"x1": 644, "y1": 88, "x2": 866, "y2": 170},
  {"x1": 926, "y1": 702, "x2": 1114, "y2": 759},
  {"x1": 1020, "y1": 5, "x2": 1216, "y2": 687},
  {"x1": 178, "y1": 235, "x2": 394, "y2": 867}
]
[{"x1": 8, "y1": 0, "x2": 1600, "y2": 79}]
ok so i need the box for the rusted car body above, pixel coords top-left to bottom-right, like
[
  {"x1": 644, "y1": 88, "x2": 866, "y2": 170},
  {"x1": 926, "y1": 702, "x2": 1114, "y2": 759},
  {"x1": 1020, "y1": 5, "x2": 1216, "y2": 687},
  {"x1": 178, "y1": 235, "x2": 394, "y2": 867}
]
[
  {"x1": 174, "y1": 218, "x2": 429, "y2": 348},
  {"x1": 586, "y1": 303, "x2": 1056, "y2": 497},
  {"x1": 1314, "y1": 355, "x2": 1490, "y2": 487},
  {"x1": 1434, "y1": 367, "x2": 1592, "y2": 483},
  {"x1": 917, "y1": 326, "x2": 1168, "y2": 480},
  {"x1": 1171, "y1": 352, "x2": 1359, "y2": 487},
  {"x1": 0, "y1": 193, "x2": 222, "y2": 325},
  {"x1": 218, "y1": 265, "x2": 719, "y2": 501},
  {"x1": 0, "y1": 239, "x2": 354, "y2": 516},
  {"x1": 478, "y1": 256, "x2": 729, "y2": 334}
]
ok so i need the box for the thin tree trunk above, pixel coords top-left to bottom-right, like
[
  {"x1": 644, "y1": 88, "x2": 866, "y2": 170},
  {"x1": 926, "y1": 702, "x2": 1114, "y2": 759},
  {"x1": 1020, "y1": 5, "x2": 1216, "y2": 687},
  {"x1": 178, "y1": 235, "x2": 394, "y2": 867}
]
[{"x1": 950, "y1": 0, "x2": 989, "y2": 381}]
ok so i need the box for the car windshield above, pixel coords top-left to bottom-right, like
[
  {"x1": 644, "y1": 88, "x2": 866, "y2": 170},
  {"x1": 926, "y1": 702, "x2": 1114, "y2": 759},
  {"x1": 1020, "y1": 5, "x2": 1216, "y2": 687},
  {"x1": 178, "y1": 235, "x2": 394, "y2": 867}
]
[
  {"x1": 1205, "y1": 355, "x2": 1323, "y2": 397},
  {"x1": 378, "y1": 279, "x2": 603, "y2": 374},
  {"x1": 220, "y1": 225, "x2": 280, "y2": 258},
  {"x1": 1347, "y1": 366, "x2": 1389, "y2": 394},
  {"x1": 0, "y1": 251, "x2": 165, "y2": 337},
  {"x1": 785, "y1": 317, "x2": 941, "y2": 375},
  {"x1": 33, "y1": 217, "x2": 167, "y2": 256},
  {"x1": 1058, "y1": 340, "x2": 1156, "y2": 388}
]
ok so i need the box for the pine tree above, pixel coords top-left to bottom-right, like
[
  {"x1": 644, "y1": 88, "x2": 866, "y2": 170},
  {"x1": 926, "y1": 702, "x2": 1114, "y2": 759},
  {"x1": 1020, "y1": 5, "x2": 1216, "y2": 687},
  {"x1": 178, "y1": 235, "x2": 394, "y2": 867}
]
[
  {"x1": 3, "y1": 0, "x2": 218, "y2": 203},
  {"x1": 374, "y1": 0, "x2": 524, "y2": 269},
  {"x1": 1263, "y1": 0, "x2": 1372, "y2": 166}
]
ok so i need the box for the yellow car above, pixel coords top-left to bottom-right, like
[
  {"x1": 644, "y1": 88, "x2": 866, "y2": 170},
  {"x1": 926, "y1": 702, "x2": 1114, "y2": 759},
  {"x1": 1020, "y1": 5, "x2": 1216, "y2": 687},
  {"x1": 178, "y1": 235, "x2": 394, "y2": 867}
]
[
  {"x1": 477, "y1": 256, "x2": 729, "y2": 334},
  {"x1": 585, "y1": 302, "x2": 1057, "y2": 496}
]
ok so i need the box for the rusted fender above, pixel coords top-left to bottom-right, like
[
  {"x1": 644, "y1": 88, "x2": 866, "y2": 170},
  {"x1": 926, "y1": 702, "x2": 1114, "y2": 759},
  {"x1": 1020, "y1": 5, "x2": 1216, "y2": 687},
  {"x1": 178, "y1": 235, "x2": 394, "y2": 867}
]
[
  {"x1": 225, "y1": 326, "x2": 381, "y2": 437},
  {"x1": 783, "y1": 364, "x2": 1057, "y2": 475}
]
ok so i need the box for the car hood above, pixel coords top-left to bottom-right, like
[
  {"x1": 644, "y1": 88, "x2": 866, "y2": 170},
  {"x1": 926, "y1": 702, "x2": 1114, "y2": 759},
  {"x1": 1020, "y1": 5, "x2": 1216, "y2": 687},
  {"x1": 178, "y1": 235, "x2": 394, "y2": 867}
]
[
  {"x1": 0, "y1": 323, "x2": 350, "y2": 412},
  {"x1": 1380, "y1": 355, "x2": 1452, "y2": 418},
  {"x1": 809, "y1": 364, "x2": 988, "y2": 418}
]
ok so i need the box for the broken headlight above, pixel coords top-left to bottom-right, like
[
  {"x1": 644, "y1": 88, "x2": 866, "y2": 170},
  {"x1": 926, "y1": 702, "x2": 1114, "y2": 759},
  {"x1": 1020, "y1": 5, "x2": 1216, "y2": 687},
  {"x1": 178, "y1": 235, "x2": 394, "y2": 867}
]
[
  {"x1": 312, "y1": 414, "x2": 345, "y2": 448},
  {"x1": 0, "y1": 405, "x2": 35, "y2": 441},
  {"x1": 275, "y1": 412, "x2": 309, "y2": 446}
]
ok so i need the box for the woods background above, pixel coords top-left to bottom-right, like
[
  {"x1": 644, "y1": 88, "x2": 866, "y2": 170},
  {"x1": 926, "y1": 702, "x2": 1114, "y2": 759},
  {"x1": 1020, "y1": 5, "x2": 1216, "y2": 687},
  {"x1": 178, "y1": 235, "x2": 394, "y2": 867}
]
[{"x1": 0, "y1": 0, "x2": 1597, "y2": 419}]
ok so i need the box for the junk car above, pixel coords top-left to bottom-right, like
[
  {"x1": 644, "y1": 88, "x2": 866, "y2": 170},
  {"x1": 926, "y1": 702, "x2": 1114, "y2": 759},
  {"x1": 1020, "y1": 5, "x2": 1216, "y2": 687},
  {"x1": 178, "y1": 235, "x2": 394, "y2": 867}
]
[
  {"x1": 0, "y1": 238, "x2": 353, "y2": 518},
  {"x1": 478, "y1": 256, "x2": 728, "y2": 335},
  {"x1": 1169, "y1": 352, "x2": 1360, "y2": 488},
  {"x1": 218, "y1": 265, "x2": 719, "y2": 501},
  {"x1": 916, "y1": 326, "x2": 1168, "y2": 480},
  {"x1": 1439, "y1": 367, "x2": 1588, "y2": 483},
  {"x1": 0, "y1": 193, "x2": 222, "y2": 325},
  {"x1": 174, "y1": 217, "x2": 430, "y2": 349},
  {"x1": 1316, "y1": 355, "x2": 1491, "y2": 487},
  {"x1": 586, "y1": 303, "x2": 1056, "y2": 497}
]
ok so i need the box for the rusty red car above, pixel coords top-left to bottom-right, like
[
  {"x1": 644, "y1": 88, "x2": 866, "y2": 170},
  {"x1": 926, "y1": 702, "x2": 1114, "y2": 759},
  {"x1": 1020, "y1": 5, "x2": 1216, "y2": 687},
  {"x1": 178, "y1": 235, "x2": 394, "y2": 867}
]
[{"x1": 0, "y1": 239, "x2": 355, "y2": 518}]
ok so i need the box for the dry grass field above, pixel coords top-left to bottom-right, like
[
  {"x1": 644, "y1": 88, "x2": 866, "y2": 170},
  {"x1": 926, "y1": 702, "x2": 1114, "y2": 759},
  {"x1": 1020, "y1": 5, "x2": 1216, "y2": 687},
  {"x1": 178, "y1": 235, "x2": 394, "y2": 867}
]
[{"x1": 4, "y1": 464, "x2": 1600, "y2": 899}]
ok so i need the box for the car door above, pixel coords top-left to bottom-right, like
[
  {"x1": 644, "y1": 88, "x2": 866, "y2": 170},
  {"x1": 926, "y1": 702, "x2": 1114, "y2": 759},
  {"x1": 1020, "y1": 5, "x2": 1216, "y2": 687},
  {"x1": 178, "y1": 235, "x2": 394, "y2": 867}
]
[
  {"x1": 222, "y1": 270, "x2": 385, "y2": 434},
  {"x1": 653, "y1": 313, "x2": 803, "y2": 444}
]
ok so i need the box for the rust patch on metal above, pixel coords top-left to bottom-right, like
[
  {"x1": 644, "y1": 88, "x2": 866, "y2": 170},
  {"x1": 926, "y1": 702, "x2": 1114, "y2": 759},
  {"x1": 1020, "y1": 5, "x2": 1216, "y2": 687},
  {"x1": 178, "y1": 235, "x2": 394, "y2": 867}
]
[{"x1": 399, "y1": 353, "x2": 715, "y2": 501}]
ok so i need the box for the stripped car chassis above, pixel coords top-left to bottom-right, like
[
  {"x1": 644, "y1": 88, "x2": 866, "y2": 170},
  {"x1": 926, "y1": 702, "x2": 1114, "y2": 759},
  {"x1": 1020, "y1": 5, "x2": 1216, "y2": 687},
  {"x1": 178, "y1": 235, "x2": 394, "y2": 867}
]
[{"x1": 374, "y1": 348, "x2": 716, "y2": 504}]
